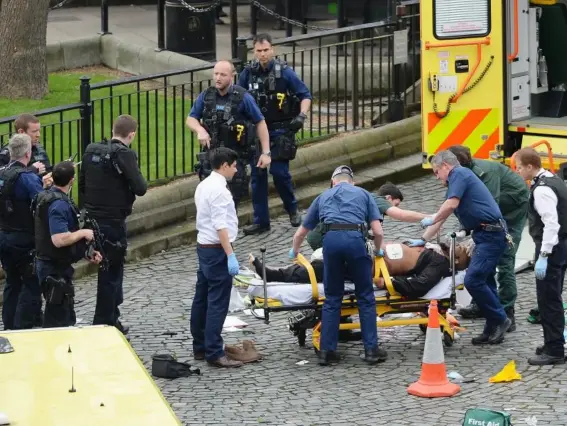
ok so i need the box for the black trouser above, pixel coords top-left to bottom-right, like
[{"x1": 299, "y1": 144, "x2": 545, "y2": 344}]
[
  {"x1": 0, "y1": 231, "x2": 41, "y2": 330},
  {"x1": 535, "y1": 239, "x2": 567, "y2": 357},
  {"x1": 391, "y1": 249, "x2": 451, "y2": 299},
  {"x1": 93, "y1": 218, "x2": 127, "y2": 327},
  {"x1": 36, "y1": 259, "x2": 76, "y2": 328}
]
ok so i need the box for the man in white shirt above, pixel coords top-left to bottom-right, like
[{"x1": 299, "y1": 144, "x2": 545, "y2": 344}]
[
  {"x1": 515, "y1": 147, "x2": 567, "y2": 366},
  {"x1": 191, "y1": 147, "x2": 243, "y2": 368}
]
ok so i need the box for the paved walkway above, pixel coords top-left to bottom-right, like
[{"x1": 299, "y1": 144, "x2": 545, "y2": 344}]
[
  {"x1": 57, "y1": 174, "x2": 566, "y2": 425},
  {"x1": 47, "y1": 4, "x2": 339, "y2": 60}
]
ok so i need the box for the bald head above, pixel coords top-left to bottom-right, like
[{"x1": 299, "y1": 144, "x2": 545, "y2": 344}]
[{"x1": 213, "y1": 60, "x2": 235, "y2": 93}]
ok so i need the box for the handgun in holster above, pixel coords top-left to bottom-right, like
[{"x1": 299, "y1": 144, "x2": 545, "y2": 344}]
[
  {"x1": 44, "y1": 276, "x2": 73, "y2": 305},
  {"x1": 103, "y1": 240, "x2": 127, "y2": 263}
]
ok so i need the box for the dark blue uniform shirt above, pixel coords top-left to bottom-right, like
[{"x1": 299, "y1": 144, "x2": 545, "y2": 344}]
[
  {"x1": 189, "y1": 85, "x2": 265, "y2": 124},
  {"x1": 48, "y1": 190, "x2": 78, "y2": 236},
  {"x1": 303, "y1": 183, "x2": 382, "y2": 230},
  {"x1": 446, "y1": 166, "x2": 503, "y2": 231},
  {"x1": 13, "y1": 167, "x2": 43, "y2": 203},
  {"x1": 237, "y1": 60, "x2": 312, "y2": 138}
]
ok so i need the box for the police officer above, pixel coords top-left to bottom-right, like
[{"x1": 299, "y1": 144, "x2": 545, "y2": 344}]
[
  {"x1": 78, "y1": 114, "x2": 147, "y2": 334},
  {"x1": 238, "y1": 33, "x2": 313, "y2": 235},
  {"x1": 290, "y1": 165, "x2": 388, "y2": 366},
  {"x1": 0, "y1": 134, "x2": 47, "y2": 330},
  {"x1": 186, "y1": 60, "x2": 272, "y2": 208},
  {"x1": 306, "y1": 182, "x2": 430, "y2": 251},
  {"x1": 0, "y1": 113, "x2": 51, "y2": 175},
  {"x1": 34, "y1": 161, "x2": 102, "y2": 328},
  {"x1": 447, "y1": 145, "x2": 529, "y2": 330},
  {"x1": 515, "y1": 147, "x2": 567, "y2": 365},
  {"x1": 421, "y1": 150, "x2": 512, "y2": 345}
]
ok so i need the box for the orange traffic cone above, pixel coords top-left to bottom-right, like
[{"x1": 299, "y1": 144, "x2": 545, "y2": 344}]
[{"x1": 407, "y1": 300, "x2": 460, "y2": 398}]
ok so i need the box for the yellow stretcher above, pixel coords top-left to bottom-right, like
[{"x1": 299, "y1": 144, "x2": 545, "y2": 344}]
[
  {"x1": 249, "y1": 235, "x2": 465, "y2": 352},
  {"x1": 0, "y1": 325, "x2": 181, "y2": 426}
]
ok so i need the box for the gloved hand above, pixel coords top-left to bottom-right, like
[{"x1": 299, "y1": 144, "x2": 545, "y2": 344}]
[
  {"x1": 420, "y1": 216, "x2": 435, "y2": 228},
  {"x1": 535, "y1": 256, "x2": 548, "y2": 280},
  {"x1": 227, "y1": 253, "x2": 240, "y2": 276},
  {"x1": 374, "y1": 248, "x2": 384, "y2": 257},
  {"x1": 289, "y1": 248, "x2": 297, "y2": 259},
  {"x1": 288, "y1": 113, "x2": 307, "y2": 131},
  {"x1": 405, "y1": 239, "x2": 425, "y2": 247}
]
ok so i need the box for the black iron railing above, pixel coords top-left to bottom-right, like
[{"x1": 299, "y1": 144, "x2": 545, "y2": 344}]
[{"x1": 1, "y1": 3, "x2": 420, "y2": 187}]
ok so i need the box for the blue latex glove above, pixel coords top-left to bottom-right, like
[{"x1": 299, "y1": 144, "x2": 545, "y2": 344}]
[
  {"x1": 289, "y1": 248, "x2": 297, "y2": 259},
  {"x1": 420, "y1": 217, "x2": 434, "y2": 228},
  {"x1": 374, "y1": 248, "x2": 384, "y2": 257},
  {"x1": 227, "y1": 253, "x2": 240, "y2": 276},
  {"x1": 406, "y1": 239, "x2": 425, "y2": 247},
  {"x1": 535, "y1": 256, "x2": 548, "y2": 280}
]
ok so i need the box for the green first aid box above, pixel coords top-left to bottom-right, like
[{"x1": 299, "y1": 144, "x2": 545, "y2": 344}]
[{"x1": 463, "y1": 408, "x2": 513, "y2": 426}]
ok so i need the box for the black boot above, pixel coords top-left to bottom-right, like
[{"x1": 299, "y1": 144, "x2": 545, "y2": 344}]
[
  {"x1": 487, "y1": 318, "x2": 511, "y2": 344},
  {"x1": 359, "y1": 347, "x2": 388, "y2": 364},
  {"x1": 505, "y1": 307, "x2": 516, "y2": 332},
  {"x1": 458, "y1": 301, "x2": 483, "y2": 319},
  {"x1": 318, "y1": 350, "x2": 341, "y2": 366},
  {"x1": 243, "y1": 224, "x2": 271, "y2": 236},
  {"x1": 289, "y1": 212, "x2": 302, "y2": 227}
]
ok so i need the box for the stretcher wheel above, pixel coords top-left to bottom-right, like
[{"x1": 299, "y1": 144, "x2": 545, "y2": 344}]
[{"x1": 443, "y1": 330, "x2": 454, "y2": 347}]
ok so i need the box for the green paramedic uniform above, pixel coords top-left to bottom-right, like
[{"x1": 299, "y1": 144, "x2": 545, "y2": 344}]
[
  {"x1": 466, "y1": 159, "x2": 529, "y2": 312},
  {"x1": 306, "y1": 194, "x2": 392, "y2": 251}
]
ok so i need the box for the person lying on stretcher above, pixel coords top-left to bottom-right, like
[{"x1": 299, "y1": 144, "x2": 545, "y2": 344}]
[{"x1": 248, "y1": 240, "x2": 472, "y2": 298}]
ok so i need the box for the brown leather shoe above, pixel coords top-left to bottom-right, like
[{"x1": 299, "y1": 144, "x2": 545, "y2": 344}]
[
  {"x1": 207, "y1": 355, "x2": 243, "y2": 368},
  {"x1": 193, "y1": 352, "x2": 205, "y2": 361},
  {"x1": 225, "y1": 340, "x2": 263, "y2": 364}
]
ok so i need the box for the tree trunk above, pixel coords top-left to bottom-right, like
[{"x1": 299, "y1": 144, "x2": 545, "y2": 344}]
[{"x1": 0, "y1": 0, "x2": 51, "y2": 99}]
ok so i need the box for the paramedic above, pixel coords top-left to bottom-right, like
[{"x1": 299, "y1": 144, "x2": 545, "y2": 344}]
[
  {"x1": 0, "y1": 134, "x2": 46, "y2": 330},
  {"x1": 306, "y1": 182, "x2": 429, "y2": 251},
  {"x1": 191, "y1": 147, "x2": 243, "y2": 369},
  {"x1": 290, "y1": 165, "x2": 387, "y2": 366},
  {"x1": 421, "y1": 150, "x2": 511, "y2": 345},
  {"x1": 515, "y1": 147, "x2": 567, "y2": 366},
  {"x1": 448, "y1": 145, "x2": 529, "y2": 331}
]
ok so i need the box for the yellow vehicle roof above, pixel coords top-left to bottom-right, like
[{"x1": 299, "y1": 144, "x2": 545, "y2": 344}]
[{"x1": 0, "y1": 325, "x2": 181, "y2": 426}]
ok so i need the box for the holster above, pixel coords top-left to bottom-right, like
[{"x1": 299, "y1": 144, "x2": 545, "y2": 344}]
[
  {"x1": 103, "y1": 240, "x2": 127, "y2": 263},
  {"x1": 151, "y1": 353, "x2": 201, "y2": 379},
  {"x1": 43, "y1": 275, "x2": 74, "y2": 305},
  {"x1": 270, "y1": 132, "x2": 297, "y2": 161},
  {"x1": 228, "y1": 160, "x2": 250, "y2": 199},
  {"x1": 194, "y1": 150, "x2": 212, "y2": 181}
]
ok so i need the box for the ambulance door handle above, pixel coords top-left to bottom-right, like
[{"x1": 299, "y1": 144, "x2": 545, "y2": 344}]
[{"x1": 508, "y1": 0, "x2": 519, "y2": 62}]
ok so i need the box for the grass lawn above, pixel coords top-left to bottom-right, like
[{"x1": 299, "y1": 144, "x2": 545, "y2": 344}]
[{"x1": 0, "y1": 66, "x2": 329, "y2": 185}]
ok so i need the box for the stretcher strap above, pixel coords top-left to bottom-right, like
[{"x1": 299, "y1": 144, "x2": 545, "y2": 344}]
[
  {"x1": 295, "y1": 253, "x2": 319, "y2": 300},
  {"x1": 374, "y1": 257, "x2": 399, "y2": 296}
]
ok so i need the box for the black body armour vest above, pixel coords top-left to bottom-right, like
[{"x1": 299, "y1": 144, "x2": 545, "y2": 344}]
[
  {"x1": 202, "y1": 86, "x2": 257, "y2": 159},
  {"x1": 528, "y1": 173, "x2": 567, "y2": 244},
  {"x1": 244, "y1": 59, "x2": 301, "y2": 128},
  {"x1": 82, "y1": 139, "x2": 135, "y2": 219},
  {"x1": 0, "y1": 162, "x2": 35, "y2": 233},
  {"x1": 34, "y1": 190, "x2": 84, "y2": 263}
]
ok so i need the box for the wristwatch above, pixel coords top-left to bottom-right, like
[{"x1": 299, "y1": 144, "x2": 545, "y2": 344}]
[
  {"x1": 263, "y1": 151, "x2": 271, "y2": 157},
  {"x1": 540, "y1": 251, "x2": 549, "y2": 258}
]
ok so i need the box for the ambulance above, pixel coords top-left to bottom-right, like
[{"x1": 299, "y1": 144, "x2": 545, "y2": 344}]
[{"x1": 420, "y1": 0, "x2": 566, "y2": 176}]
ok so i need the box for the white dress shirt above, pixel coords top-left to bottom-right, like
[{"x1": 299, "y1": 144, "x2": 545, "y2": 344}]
[
  {"x1": 194, "y1": 171, "x2": 238, "y2": 245},
  {"x1": 532, "y1": 169, "x2": 560, "y2": 253}
]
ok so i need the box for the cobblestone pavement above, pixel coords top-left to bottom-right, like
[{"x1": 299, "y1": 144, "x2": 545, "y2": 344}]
[{"x1": 52, "y1": 175, "x2": 567, "y2": 424}]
